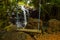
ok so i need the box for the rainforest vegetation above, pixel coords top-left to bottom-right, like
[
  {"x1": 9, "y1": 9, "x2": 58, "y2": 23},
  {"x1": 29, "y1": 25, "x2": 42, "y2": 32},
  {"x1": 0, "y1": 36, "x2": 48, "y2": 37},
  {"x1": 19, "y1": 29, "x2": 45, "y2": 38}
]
[{"x1": 0, "y1": 0, "x2": 60, "y2": 40}]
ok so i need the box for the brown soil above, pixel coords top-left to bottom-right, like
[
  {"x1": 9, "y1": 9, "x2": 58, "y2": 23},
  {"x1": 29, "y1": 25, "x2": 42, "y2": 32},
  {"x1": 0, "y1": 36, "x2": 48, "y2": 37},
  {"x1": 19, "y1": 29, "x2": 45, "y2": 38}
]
[
  {"x1": 2, "y1": 32, "x2": 34, "y2": 40},
  {"x1": 26, "y1": 18, "x2": 43, "y2": 29},
  {"x1": 34, "y1": 33, "x2": 60, "y2": 40}
]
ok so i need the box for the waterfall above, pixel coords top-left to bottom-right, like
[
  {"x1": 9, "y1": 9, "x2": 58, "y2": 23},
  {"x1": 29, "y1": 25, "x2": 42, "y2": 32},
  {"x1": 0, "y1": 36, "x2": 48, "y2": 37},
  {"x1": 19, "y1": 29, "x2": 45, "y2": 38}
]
[
  {"x1": 16, "y1": 12, "x2": 23, "y2": 28},
  {"x1": 16, "y1": 0, "x2": 30, "y2": 28},
  {"x1": 21, "y1": 5, "x2": 27, "y2": 27}
]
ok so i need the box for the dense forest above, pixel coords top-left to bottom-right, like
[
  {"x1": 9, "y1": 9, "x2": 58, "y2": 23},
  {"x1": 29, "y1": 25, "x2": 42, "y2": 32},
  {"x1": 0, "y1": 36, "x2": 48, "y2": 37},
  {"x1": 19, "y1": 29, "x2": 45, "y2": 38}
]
[{"x1": 0, "y1": 0, "x2": 60, "y2": 40}]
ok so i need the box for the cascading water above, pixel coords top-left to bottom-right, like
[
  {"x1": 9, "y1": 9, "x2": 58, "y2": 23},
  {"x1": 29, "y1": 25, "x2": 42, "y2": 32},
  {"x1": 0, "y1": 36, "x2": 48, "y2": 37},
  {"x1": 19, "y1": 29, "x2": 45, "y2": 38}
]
[
  {"x1": 20, "y1": 5, "x2": 27, "y2": 27},
  {"x1": 16, "y1": 0, "x2": 30, "y2": 28},
  {"x1": 16, "y1": 5, "x2": 29, "y2": 28},
  {"x1": 16, "y1": 12, "x2": 22, "y2": 28}
]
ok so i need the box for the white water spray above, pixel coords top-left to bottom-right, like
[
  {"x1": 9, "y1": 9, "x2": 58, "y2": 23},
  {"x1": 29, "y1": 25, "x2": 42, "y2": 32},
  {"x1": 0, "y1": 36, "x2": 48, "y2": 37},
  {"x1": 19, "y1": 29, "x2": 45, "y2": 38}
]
[
  {"x1": 16, "y1": 0, "x2": 30, "y2": 28},
  {"x1": 16, "y1": 12, "x2": 22, "y2": 28},
  {"x1": 20, "y1": 5, "x2": 27, "y2": 27}
]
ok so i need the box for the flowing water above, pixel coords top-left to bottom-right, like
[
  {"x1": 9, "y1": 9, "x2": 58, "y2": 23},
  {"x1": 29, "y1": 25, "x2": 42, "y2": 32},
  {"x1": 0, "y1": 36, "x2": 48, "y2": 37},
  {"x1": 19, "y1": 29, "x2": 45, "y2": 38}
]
[{"x1": 16, "y1": 5, "x2": 29, "y2": 28}]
